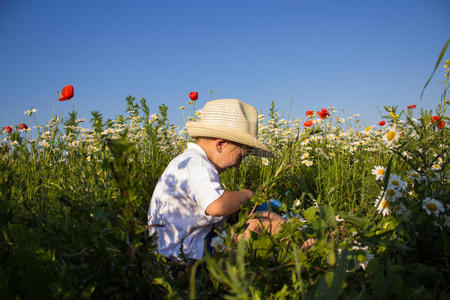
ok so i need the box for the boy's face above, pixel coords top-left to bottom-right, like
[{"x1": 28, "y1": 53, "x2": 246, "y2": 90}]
[{"x1": 216, "y1": 141, "x2": 248, "y2": 172}]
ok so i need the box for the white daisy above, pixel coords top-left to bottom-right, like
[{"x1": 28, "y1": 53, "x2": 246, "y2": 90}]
[
  {"x1": 210, "y1": 236, "x2": 225, "y2": 252},
  {"x1": 408, "y1": 170, "x2": 423, "y2": 182},
  {"x1": 387, "y1": 174, "x2": 406, "y2": 191},
  {"x1": 391, "y1": 201, "x2": 407, "y2": 215},
  {"x1": 422, "y1": 198, "x2": 444, "y2": 217},
  {"x1": 335, "y1": 214, "x2": 344, "y2": 222},
  {"x1": 384, "y1": 187, "x2": 402, "y2": 201},
  {"x1": 371, "y1": 166, "x2": 386, "y2": 180},
  {"x1": 261, "y1": 157, "x2": 269, "y2": 166},
  {"x1": 294, "y1": 199, "x2": 301, "y2": 207},
  {"x1": 301, "y1": 160, "x2": 313, "y2": 166},
  {"x1": 383, "y1": 126, "x2": 401, "y2": 146},
  {"x1": 375, "y1": 195, "x2": 390, "y2": 216},
  {"x1": 431, "y1": 163, "x2": 441, "y2": 171}
]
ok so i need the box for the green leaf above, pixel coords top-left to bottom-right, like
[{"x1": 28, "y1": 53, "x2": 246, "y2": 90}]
[
  {"x1": 303, "y1": 206, "x2": 318, "y2": 223},
  {"x1": 420, "y1": 38, "x2": 450, "y2": 99}
]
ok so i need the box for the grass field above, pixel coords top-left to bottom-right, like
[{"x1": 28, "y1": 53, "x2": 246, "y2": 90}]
[{"x1": 0, "y1": 62, "x2": 449, "y2": 299}]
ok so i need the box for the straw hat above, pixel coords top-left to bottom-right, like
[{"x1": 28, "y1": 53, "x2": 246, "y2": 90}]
[{"x1": 186, "y1": 99, "x2": 273, "y2": 157}]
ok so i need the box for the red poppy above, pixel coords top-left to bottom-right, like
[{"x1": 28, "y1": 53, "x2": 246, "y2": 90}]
[
  {"x1": 407, "y1": 105, "x2": 416, "y2": 109},
  {"x1": 303, "y1": 120, "x2": 313, "y2": 127},
  {"x1": 2, "y1": 126, "x2": 12, "y2": 134},
  {"x1": 189, "y1": 92, "x2": 198, "y2": 101},
  {"x1": 378, "y1": 121, "x2": 386, "y2": 126},
  {"x1": 305, "y1": 110, "x2": 314, "y2": 117},
  {"x1": 317, "y1": 108, "x2": 330, "y2": 119},
  {"x1": 431, "y1": 116, "x2": 445, "y2": 129},
  {"x1": 59, "y1": 85, "x2": 74, "y2": 101},
  {"x1": 17, "y1": 123, "x2": 28, "y2": 130}
]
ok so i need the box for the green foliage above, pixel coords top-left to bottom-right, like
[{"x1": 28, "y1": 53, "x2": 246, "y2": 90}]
[{"x1": 0, "y1": 56, "x2": 449, "y2": 298}]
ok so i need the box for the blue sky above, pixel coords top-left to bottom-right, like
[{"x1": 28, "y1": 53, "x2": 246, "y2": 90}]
[{"x1": 1, "y1": 0, "x2": 449, "y2": 131}]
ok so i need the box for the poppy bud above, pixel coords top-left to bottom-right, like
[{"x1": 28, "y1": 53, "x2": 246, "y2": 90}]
[
  {"x1": 59, "y1": 85, "x2": 74, "y2": 101},
  {"x1": 407, "y1": 105, "x2": 416, "y2": 109}
]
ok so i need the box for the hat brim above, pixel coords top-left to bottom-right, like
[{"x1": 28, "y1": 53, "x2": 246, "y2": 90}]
[{"x1": 186, "y1": 122, "x2": 273, "y2": 157}]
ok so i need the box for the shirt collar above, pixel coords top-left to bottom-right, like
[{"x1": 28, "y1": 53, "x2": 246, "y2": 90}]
[{"x1": 187, "y1": 142, "x2": 208, "y2": 157}]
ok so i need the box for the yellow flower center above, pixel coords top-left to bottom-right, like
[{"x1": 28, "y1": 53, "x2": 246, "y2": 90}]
[
  {"x1": 426, "y1": 203, "x2": 437, "y2": 212},
  {"x1": 216, "y1": 244, "x2": 223, "y2": 251},
  {"x1": 386, "y1": 131, "x2": 396, "y2": 141},
  {"x1": 391, "y1": 180, "x2": 399, "y2": 186},
  {"x1": 377, "y1": 169, "x2": 385, "y2": 175},
  {"x1": 381, "y1": 200, "x2": 389, "y2": 209},
  {"x1": 411, "y1": 173, "x2": 419, "y2": 178},
  {"x1": 365, "y1": 126, "x2": 371, "y2": 132},
  {"x1": 387, "y1": 189, "x2": 396, "y2": 197}
]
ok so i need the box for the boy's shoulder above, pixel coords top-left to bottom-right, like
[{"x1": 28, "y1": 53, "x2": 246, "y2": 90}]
[{"x1": 167, "y1": 143, "x2": 209, "y2": 171}]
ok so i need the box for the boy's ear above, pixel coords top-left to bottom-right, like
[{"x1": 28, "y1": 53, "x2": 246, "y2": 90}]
[{"x1": 215, "y1": 139, "x2": 226, "y2": 152}]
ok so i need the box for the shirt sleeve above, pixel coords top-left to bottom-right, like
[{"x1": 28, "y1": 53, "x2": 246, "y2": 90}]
[{"x1": 188, "y1": 159, "x2": 224, "y2": 213}]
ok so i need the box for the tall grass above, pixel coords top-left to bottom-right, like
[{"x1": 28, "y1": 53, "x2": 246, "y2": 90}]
[{"x1": 0, "y1": 64, "x2": 449, "y2": 298}]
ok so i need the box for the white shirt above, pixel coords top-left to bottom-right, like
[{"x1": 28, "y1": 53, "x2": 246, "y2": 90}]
[{"x1": 147, "y1": 143, "x2": 225, "y2": 260}]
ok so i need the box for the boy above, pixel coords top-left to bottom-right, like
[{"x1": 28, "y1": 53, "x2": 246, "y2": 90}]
[{"x1": 147, "y1": 98, "x2": 285, "y2": 260}]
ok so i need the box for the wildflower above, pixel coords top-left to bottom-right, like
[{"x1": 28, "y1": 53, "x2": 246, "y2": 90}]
[
  {"x1": 24, "y1": 108, "x2": 38, "y2": 116},
  {"x1": 422, "y1": 198, "x2": 444, "y2": 217},
  {"x1": 392, "y1": 201, "x2": 407, "y2": 215},
  {"x1": 210, "y1": 236, "x2": 225, "y2": 252},
  {"x1": 189, "y1": 92, "x2": 198, "y2": 101},
  {"x1": 59, "y1": 85, "x2": 74, "y2": 101},
  {"x1": 301, "y1": 160, "x2": 313, "y2": 166},
  {"x1": 426, "y1": 171, "x2": 441, "y2": 182},
  {"x1": 354, "y1": 113, "x2": 360, "y2": 117},
  {"x1": 384, "y1": 187, "x2": 402, "y2": 201},
  {"x1": 431, "y1": 116, "x2": 445, "y2": 129},
  {"x1": 17, "y1": 123, "x2": 28, "y2": 130},
  {"x1": 178, "y1": 105, "x2": 186, "y2": 110},
  {"x1": 39, "y1": 140, "x2": 49, "y2": 148},
  {"x1": 378, "y1": 121, "x2": 386, "y2": 126},
  {"x1": 303, "y1": 120, "x2": 313, "y2": 127},
  {"x1": 364, "y1": 126, "x2": 372, "y2": 134},
  {"x1": 317, "y1": 108, "x2": 330, "y2": 119},
  {"x1": 388, "y1": 174, "x2": 406, "y2": 191},
  {"x1": 261, "y1": 157, "x2": 269, "y2": 166},
  {"x1": 371, "y1": 166, "x2": 386, "y2": 180},
  {"x1": 431, "y1": 163, "x2": 441, "y2": 171},
  {"x1": 305, "y1": 110, "x2": 314, "y2": 117},
  {"x1": 408, "y1": 170, "x2": 423, "y2": 182},
  {"x1": 2, "y1": 126, "x2": 12, "y2": 134},
  {"x1": 402, "y1": 151, "x2": 412, "y2": 160},
  {"x1": 382, "y1": 126, "x2": 400, "y2": 146},
  {"x1": 336, "y1": 214, "x2": 344, "y2": 222},
  {"x1": 375, "y1": 195, "x2": 390, "y2": 216},
  {"x1": 407, "y1": 105, "x2": 416, "y2": 109},
  {"x1": 294, "y1": 199, "x2": 301, "y2": 207},
  {"x1": 301, "y1": 152, "x2": 309, "y2": 160}
]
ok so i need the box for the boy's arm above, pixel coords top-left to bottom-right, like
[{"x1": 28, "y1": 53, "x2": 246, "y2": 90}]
[{"x1": 205, "y1": 189, "x2": 254, "y2": 217}]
